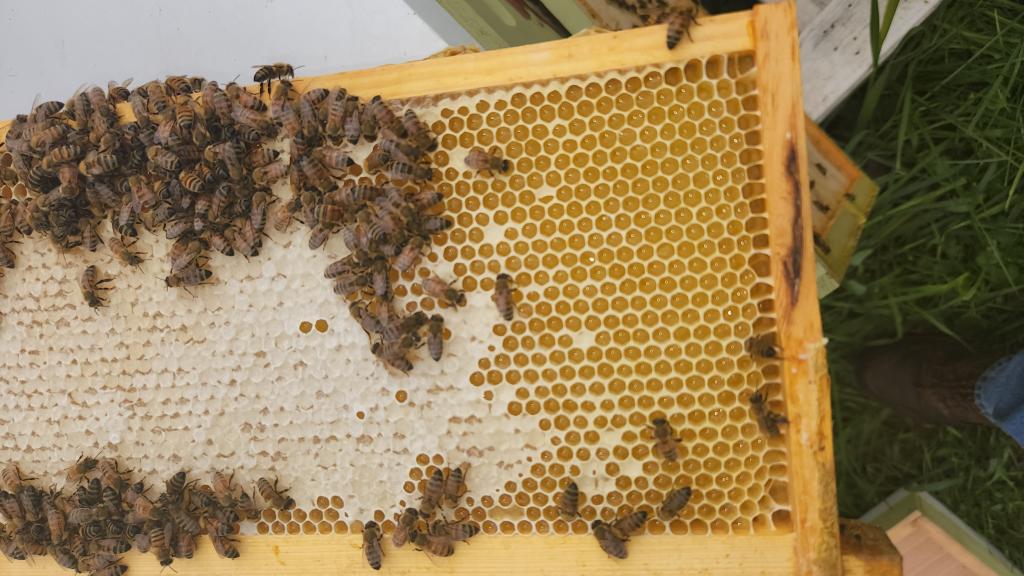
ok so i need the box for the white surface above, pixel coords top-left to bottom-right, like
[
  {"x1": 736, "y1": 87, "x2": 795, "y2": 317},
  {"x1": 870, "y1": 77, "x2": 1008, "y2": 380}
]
[
  {"x1": 799, "y1": 0, "x2": 942, "y2": 121},
  {"x1": 0, "y1": 0, "x2": 473, "y2": 119}
]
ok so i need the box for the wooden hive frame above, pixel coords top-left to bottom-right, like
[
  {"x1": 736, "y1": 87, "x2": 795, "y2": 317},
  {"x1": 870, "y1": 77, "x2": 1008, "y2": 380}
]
[{"x1": 1, "y1": 3, "x2": 896, "y2": 575}]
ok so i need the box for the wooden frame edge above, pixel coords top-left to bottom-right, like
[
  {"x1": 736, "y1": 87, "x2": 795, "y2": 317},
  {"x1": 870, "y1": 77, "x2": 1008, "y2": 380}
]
[
  {"x1": 753, "y1": 1, "x2": 840, "y2": 575},
  {"x1": 2, "y1": 533, "x2": 895, "y2": 575},
  {"x1": 0, "y1": 11, "x2": 753, "y2": 140}
]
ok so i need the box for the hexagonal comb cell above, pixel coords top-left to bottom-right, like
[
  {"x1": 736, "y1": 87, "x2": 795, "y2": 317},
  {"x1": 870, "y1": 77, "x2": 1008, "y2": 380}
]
[{"x1": 0, "y1": 51, "x2": 787, "y2": 538}]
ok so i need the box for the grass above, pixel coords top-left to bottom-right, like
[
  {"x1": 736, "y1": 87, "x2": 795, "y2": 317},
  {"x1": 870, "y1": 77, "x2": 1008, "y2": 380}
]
[{"x1": 822, "y1": 0, "x2": 1024, "y2": 567}]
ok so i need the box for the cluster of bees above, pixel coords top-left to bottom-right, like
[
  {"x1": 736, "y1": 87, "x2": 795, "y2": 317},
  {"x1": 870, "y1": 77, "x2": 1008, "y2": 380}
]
[
  {"x1": 0, "y1": 62, "x2": 525, "y2": 371},
  {"x1": 0, "y1": 459, "x2": 294, "y2": 574},
  {"x1": 363, "y1": 462, "x2": 476, "y2": 570}
]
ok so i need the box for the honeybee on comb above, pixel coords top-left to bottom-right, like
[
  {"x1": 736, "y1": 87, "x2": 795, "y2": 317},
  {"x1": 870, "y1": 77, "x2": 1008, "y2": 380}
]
[
  {"x1": 252, "y1": 62, "x2": 296, "y2": 96},
  {"x1": 750, "y1": 386, "x2": 788, "y2": 437},
  {"x1": 465, "y1": 145, "x2": 510, "y2": 175},
  {"x1": 665, "y1": 7, "x2": 700, "y2": 49},
  {"x1": 591, "y1": 519, "x2": 628, "y2": 559},
  {"x1": 649, "y1": 416, "x2": 681, "y2": 462},
  {"x1": 79, "y1": 265, "x2": 112, "y2": 308},
  {"x1": 746, "y1": 333, "x2": 780, "y2": 359}
]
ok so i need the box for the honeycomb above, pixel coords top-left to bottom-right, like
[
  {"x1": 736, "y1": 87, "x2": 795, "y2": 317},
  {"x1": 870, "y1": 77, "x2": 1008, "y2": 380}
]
[{"x1": 0, "y1": 50, "x2": 788, "y2": 539}]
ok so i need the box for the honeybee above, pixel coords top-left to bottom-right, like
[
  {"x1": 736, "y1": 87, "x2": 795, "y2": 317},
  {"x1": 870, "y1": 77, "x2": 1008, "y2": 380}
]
[
  {"x1": 165, "y1": 265, "x2": 213, "y2": 289},
  {"x1": 164, "y1": 75, "x2": 194, "y2": 96},
  {"x1": 344, "y1": 109, "x2": 363, "y2": 145},
  {"x1": 371, "y1": 260, "x2": 391, "y2": 298},
  {"x1": 371, "y1": 335, "x2": 415, "y2": 372},
  {"x1": 658, "y1": 487, "x2": 693, "y2": 520},
  {"x1": 419, "y1": 468, "x2": 445, "y2": 518},
  {"x1": 559, "y1": 480, "x2": 581, "y2": 520},
  {"x1": 79, "y1": 151, "x2": 119, "y2": 176},
  {"x1": 611, "y1": 510, "x2": 648, "y2": 540},
  {"x1": 418, "y1": 215, "x2": 452, "y2": 235},
  {"x1": 80, "y1": 265, "x2": 112, "y2": 308},
  {"x1": 644, "y1": 416, "x2": 682, "y2": 461},
  {"x1": 146, "y1": 145, "x2": 180, "y2": 172},
  {"x1": 386, "y1": 160, "x2": 433, "y2": 182},
  {"x1": 665, "y1": 8, "x2": 699, "y2": 49},
  {"x1": 421, "y1": 275, "x2": 466, "y2": 307},
  {"x1": 750, "y1": 387, "x2": 788, "y2": 437},
  {"x1": 253, "y1": 62, "x2": 296, "y2": 96},
  {"x1": 108, "y1": 236, "x2": 145, "y2": 268},
  {"x1": 225, "y1": 81, "x2": 267, "y2": 112},
  {"x1": 80, "y1": 218, "x2": 102, "y2": 252},
  {"x1": 444, "y1": 519, "x2": 480, "y2": 542},
  {"x1": 308, "y1": 224, "x2": 332, "y2": 251},
  {"x1": 171, "y1": 532, "x2": 196, "y2": 559},
  {"x1": 298, "y1": 155, "x2": 336, "y2": 193},
  {"x1": 492, "y1": 272, "x2": 516, "y2": 321},
  {"x1": 410, "y1": 529, "x2": 454, "y2": 557},
  {"x1": 365, "y1": 146, "x2": 391, "y2": 174},
  {"x1": 148, "y1": 525, "x2": 173, "y2": 567},
  {"x1": 465, "y1": 146, "x2": 510, "y2": 174},
  {"x1": 0, "y1": 527, "x2": 27, "y2": 561},
  {"x1": 392, "y1": 508, "x2": 419, "y2": 548},
  {"x1": 107, "y1": 79, "x2": 132, "y2": 103},
  {"x1": 297, "y1": 96, "x2": 321, "y2": 140},
  {"x1": 253, "y1": 160, "x2": 288, "y2": 186},
  {"x1": 94, "y1": 536, "x2": 131, "y2": 554},
  {"x1": 169, "y1": 504, "x2": 201, "y2": 536},
  {"x1": 746, "y1": 334, "x2": 780, "y2": 359},
  {"x1": 210, "y1": 534, "x2": 241, "y2": 559},
  {"x1": 426, "y1": 314, "x2": 444, "y2": 361},
  {"x1": 44, "y1": 499, "x2": 67, "y2": 543},
  {"x1": 380, "y1": 137, "x2": 421, "y2": 162},
  {"x1": 0, "y1": 244, "x2": 16, "y2": 270},
  {"x1": 30, "y1": 122, "x2": 70, "y2": 150},
  {"x1": 271, "y1": 90, "x2": 301, "y2": 139},
  {"x1": 362, "y1": 520, "x2": 384, "y2": 571},
  {"x1": 360, "y1": 102, "x2": 379, "y2": 141},
  {"x1": 257, "y1": 477, "x2": 296, "y2": 510},
  {"x1": 315, "y1": 146, "x2": 355, "y2": 170},
  {"x1": 369, "y1": 96, "x2": 405, "y2": 137},
  {"x1": 32, "y1": 99, "x2": 65, "y2": 121},
  {"x1": 444, "y1": 462, "x2": 469, "y2": 506},
  {"x1": 248, "y1": 147, "x2": 280, "y2": 168},
  {"x1": 234, "y1": 489, "x2": 262, "y2": 521},
  {"x1": 49, "y1": 544, "x2": 79, "y2": 570},
  {"x1": 92, "y1": 563, "x2": 129, "y2": 576},
  {"x1": 402, "y1": 109, "x2": 437, "y2": 152},
  {"x1": 395, "y1": 236, "x2": 425, "y2": 273},
  {"x1": 591, "y1": 520, "x2": 627, "y2": 559},
  {"x1": 0, "y1": 492, "x2": 24, "y2": 527}
]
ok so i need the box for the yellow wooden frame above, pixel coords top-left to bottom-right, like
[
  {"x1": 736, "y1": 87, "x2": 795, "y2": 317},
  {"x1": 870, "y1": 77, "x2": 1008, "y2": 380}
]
[{"x1": 1, "y1": 3, "x2": 891, "y2": 574}]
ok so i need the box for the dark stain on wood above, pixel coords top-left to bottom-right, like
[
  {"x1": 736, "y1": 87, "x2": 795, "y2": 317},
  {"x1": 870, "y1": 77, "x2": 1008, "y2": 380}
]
[
  {"x1": 784, "y1": 145, "x2": 804, "y2": 303},
  {"x1": 812, "y1": 199, "x2": 830, "y2": 213},
  {"x1": 814, "y1": 161, "x2": 828, "y2": 176},
  {"x1": 813, "y1": 233, "x2": 831, "y2": 254}
]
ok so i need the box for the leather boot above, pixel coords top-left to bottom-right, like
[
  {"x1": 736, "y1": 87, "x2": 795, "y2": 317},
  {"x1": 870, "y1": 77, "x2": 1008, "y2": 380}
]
[{"x1": 855, "y1": 335, "x2": 1000, "y2": 425}]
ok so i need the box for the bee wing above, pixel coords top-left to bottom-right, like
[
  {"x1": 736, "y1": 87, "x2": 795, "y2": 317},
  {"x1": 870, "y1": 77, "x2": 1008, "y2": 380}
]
[
  {"x1": 30, "y1": 92, "x2": 42, "y2": 113},
  {"x1": 122, "y1": 77, "x2": 134, "y2": 88}
]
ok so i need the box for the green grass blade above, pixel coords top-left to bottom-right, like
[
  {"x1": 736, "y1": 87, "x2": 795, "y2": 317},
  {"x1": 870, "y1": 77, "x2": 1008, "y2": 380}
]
[{"x1": 870, "y1": 0, "x2": 882, "y2": 69}]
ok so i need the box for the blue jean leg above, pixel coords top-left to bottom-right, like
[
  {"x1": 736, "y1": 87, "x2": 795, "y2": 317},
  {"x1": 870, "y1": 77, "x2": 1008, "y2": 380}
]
[{"x1": 976, "y1": 353, "x2": 1024, "y2": 447}]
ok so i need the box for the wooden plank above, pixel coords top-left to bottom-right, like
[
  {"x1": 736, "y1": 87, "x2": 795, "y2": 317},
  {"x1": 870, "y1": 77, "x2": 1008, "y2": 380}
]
[
  {"x1": 800, "y1": 0, "x2": 942, "y2": 120},
  {"x1": 805, "y1": 118, "x2": 878, "y2": 296},
  {"x1": 0, "y1": 10, "x2": 753, "y2": 139},
  {"x1": 0, "y1": 533, "x2": 896, "y2": 575},
  {"x1": 753, "y1": 2, "x2": 839, "y2": 575}
]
